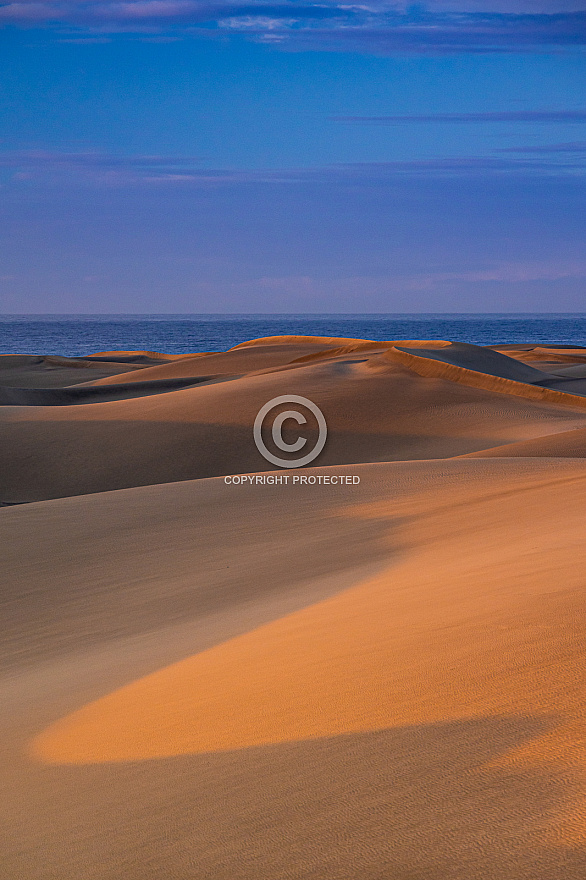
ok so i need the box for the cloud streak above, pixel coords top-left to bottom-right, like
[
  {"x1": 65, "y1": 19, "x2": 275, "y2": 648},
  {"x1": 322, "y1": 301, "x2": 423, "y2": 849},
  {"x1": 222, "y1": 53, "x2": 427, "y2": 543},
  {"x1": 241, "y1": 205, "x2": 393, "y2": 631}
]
[
  {"x1": 334, "y1": 111, "x2": 586, "y2": 123},
  {"x1": 0, "y1": 150, "x2": 210, "y2": 184},
  {"x1": 497, "y1": 140, "x2": 586, "y2": 151},
  {"x1": 0, "y1": 150, "x2": 202, "y2": 166},
  {"x1": 0, "y1": 3, "x2": 585, "y2": 54},
  {"x1": 1, "y1": 148, "x2": 585, "y2": 188}
]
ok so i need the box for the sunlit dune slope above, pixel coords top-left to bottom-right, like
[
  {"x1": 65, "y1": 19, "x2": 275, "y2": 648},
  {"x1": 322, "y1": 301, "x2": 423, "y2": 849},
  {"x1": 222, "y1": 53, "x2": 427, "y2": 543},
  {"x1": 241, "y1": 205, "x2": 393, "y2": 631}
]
[
  {"x1": 3, "y1": 459, "x2": 586, "y2": 878},
  {"x1": 31, "y1": 459, "x2": 586, "y2": 764}
]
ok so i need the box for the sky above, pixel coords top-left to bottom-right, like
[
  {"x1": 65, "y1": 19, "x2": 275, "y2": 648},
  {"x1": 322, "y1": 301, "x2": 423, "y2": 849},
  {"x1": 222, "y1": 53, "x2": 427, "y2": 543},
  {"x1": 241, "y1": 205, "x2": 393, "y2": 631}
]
[{"x1": 0, "y1": 1, "x2": 585, "y2": 313}]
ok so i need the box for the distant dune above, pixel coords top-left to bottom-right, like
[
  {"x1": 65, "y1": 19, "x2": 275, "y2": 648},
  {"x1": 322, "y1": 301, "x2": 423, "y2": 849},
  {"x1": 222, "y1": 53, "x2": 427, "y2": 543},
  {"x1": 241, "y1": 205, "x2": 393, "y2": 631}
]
[
  {"x1": 3, "y1": 337, "x2": 586, "y2": 878},
  {"x1": 2, "y1": 337, "x2": 586, "y2": 502}
]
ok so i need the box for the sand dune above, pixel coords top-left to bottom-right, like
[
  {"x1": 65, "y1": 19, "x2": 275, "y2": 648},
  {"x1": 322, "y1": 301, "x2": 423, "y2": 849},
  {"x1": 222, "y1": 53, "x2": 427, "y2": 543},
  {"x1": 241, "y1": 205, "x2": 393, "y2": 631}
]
[
  {"x1": 86, "y1": 350, "x2": 195, "y2": 363},
  {"x1": 387, "y1": 344, "x2": 586, "y2": 406},
  {"x1": 4, "y1": 336, "x2": 586, "y2": 878},
  {"x1": 2, "y1": 338, "x2": 586, "y2": 501},
  {"x1": 87, "y1": 341, "x2": 352, "y2": 385},
  {"x1": 0, "y1": 376, "x2": 218, "y2": 406},
  {"x1": 3, "y1": 459, "x2": 586, "y2": 878},
  {"x1": 492, "y1": 345, "x2": 586, "y2": 365},
  {"x1": 0, "y1": 354, "x2": 146, "y2": 388},
  {"x1": 395, "y1": 340, "x2": 551, "y2": 383}
]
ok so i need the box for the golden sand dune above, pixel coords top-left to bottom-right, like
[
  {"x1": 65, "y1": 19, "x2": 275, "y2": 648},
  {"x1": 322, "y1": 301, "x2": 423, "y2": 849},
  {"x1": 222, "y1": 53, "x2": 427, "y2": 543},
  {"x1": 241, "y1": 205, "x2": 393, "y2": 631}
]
[
  {"x1": 2, "y1": 459, "x2": 586, "y2": 878},
  {"x1": 2, "y1": 337, "x2": 586, "y2": 502},
  {"x1": 87, "y1": 340, "x2": 356, "y2": 385},
  {"x1": 493, "y1": 345, "x2": 586, "y2": 365},
  {"x1": 86, "y1": 350, "x2": 195, "y2": 362},
  {"x1": 4, "y1": 337, "x2": 586, "y2": 878},
  {"x1": 29, "y1": 460, "x2": 586, "y2": 764}
]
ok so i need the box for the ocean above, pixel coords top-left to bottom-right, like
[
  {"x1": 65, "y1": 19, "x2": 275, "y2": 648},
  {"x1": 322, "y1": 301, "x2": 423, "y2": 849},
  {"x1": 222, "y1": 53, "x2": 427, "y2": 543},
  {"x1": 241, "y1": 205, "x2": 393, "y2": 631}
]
[{"x1": 1, "y1": 314, "x2": 585, "y2": 358}]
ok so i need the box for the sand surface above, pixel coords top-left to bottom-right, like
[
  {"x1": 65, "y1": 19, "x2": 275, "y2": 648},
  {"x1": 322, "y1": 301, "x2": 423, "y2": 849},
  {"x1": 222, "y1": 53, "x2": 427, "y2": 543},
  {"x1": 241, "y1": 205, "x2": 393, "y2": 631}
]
[{"x1": 3, "y1": 337, "x2": 586, "y2": 878}]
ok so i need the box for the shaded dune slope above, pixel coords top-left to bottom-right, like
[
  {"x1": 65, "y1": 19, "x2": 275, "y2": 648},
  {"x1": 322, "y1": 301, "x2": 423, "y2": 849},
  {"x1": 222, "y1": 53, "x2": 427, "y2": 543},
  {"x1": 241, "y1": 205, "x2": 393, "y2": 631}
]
[
  {"x1": 0, "y1": 375, "x2": 220, "y2": 406},
  {"x1": 395, "y1": 340, "x2": 550, "y2": 383},
  {"x1": 0, "y1": 354, "x2": 146, "y2": 388}
]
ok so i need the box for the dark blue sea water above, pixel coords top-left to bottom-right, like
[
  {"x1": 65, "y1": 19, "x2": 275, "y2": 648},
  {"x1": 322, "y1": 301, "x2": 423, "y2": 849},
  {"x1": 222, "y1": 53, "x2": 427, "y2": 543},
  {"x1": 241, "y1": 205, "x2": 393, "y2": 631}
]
[{"x1": 1, "y1": 314, "x2": 585, "y2": 357}]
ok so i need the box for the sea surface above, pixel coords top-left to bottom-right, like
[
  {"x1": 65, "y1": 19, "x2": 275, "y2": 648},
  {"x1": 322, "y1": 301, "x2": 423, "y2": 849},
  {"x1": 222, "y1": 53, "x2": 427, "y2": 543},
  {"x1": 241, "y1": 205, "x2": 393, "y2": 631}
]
[{"x1": 1, "y1": 314, "x2": 586, "y2": 358}]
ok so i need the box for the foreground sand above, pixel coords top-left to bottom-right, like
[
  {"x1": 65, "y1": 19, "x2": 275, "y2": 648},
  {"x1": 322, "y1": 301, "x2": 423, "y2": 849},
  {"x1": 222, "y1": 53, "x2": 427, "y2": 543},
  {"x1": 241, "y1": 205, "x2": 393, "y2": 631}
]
[{"x1": 2, "y1": 337, "x2": 586, "y2": 878}]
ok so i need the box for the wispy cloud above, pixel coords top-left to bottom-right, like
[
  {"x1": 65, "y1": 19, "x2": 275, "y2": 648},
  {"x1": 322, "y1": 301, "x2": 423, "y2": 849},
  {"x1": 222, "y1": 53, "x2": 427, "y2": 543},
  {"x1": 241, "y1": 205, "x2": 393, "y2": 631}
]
[
  {"x1": 334, "y1": 111, "x2": 586, "y2": 123},
  {"x1": 0, "y1": 150, "x2": 202, "y2": 166},
  {"x1": 0, "y1": 3, "x2": 585, "y2": 54},
  {"x1": 0, "y1": 150, "x2": 209, "y2": 183},
  {"x1": 206, "y1": 260, "x2": 586, "y2": 304},
  {"x1": 1, "y1": 148, "x2": 585, "y2": 189},
  {"x1": 406, "y1": 260, "x2": 586, "y2": 287},
  {"x1": 497, "y1": 140, "x2": 586, "y2": 152}
]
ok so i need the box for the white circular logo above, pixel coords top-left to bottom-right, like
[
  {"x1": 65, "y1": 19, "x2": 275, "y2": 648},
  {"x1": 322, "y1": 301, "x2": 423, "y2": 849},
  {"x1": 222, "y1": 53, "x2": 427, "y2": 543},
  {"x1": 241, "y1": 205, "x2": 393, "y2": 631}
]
[{"x1": 254, "y1": 395, "x2": 327, "y2": 468}]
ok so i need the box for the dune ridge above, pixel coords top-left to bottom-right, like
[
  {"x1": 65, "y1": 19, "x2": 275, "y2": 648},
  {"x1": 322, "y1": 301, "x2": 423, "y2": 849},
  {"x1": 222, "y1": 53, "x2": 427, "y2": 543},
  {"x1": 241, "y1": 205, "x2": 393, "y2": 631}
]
[{"x1": 388, "y1": 344, "x2": 586, "y2": 408}]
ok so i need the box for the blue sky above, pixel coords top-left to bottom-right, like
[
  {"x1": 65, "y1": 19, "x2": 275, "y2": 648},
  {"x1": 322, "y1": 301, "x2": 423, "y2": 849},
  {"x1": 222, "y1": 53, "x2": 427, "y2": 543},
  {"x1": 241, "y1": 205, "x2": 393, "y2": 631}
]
[{"x1": 0, "y1": 3, "x2": 585, "y2": 312}]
